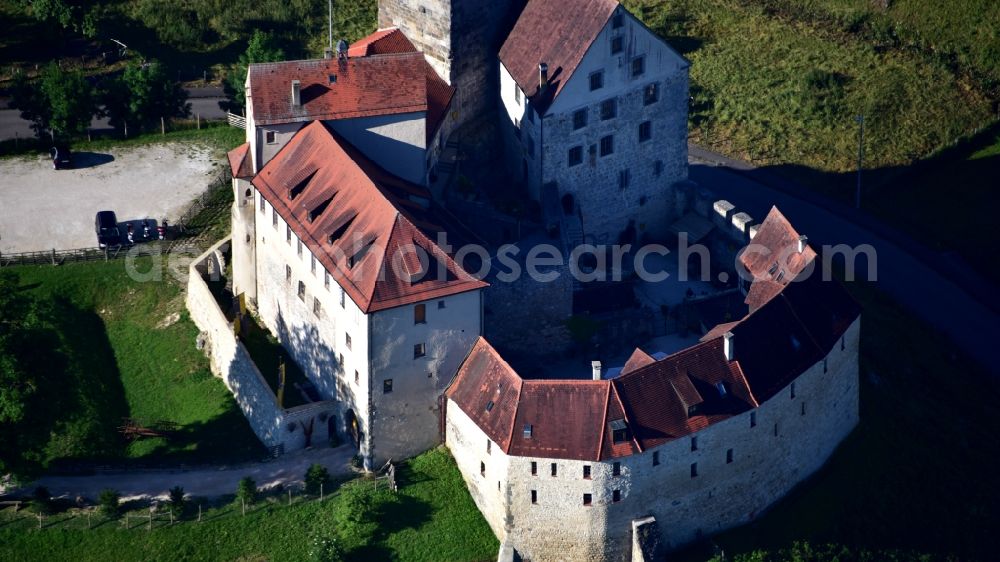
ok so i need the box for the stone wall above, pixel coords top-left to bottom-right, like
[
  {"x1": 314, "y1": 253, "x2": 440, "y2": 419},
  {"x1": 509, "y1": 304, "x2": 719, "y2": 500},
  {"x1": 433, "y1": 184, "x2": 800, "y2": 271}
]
[
  {"x1": 483, "y1": 257, "x2": 574, "y2": 357},
  {"x1": 187, "y1": 238, "x2": 336, "y2": 452},
  {"x1": 446, "y1": 317, "x2": 861, "y2": 561},
  {"x1": 378, "y1": 0, "x2": 521, "y2": 125}
]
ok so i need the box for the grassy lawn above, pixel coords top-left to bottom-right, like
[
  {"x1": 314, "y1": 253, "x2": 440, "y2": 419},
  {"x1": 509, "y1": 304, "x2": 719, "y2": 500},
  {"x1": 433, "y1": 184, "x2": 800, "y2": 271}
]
[
  {"x1": 0, "y1": 122, "x2": 246, "y2": 159},
  {"x1": 0, "y1": 448, "x2": 499, "y2": 562},
  {"x1": 3, "y1": 258, "x2": 264, "y2": 475},
  {"x1": 676, "y1": 279, "x2": 1000, "y2": 561}
]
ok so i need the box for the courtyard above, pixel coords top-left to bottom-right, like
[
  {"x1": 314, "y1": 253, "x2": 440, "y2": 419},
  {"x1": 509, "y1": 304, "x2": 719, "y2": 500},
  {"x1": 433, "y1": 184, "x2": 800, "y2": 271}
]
[{"x1": 0, "y1": 143, "x2": 220, "y2": 253}]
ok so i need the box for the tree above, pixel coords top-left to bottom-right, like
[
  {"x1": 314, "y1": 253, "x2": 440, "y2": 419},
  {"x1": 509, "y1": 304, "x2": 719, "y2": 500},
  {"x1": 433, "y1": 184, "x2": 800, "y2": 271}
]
[
  {"x1": 225, "y1": 30, "x2": 284, "y2": 112},
  {"x1": 235, "y1": 476, "x2": 257, "y2": 506},
  {"x1": 304, "y1": 463, "x2": 331, "y2": 496},
  {"x1": 102, "y1": 60, "x2": 189, "y2": 134},
  {"x1": 9, "y1": 63, "x2": 95, "y2": 139},
  {"x1": 98, "y1": 488, "x2": 120, "y2": 519},
  {"x1": 32, "y1": 486, "x2": 52, "y2": 515},
  {"x1": 167, "y1": 485, "x2": 186, "y2": 519}
]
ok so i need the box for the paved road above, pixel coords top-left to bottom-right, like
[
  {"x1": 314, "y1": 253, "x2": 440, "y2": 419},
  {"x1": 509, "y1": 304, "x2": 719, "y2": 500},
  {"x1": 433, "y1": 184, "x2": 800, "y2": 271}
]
[
  {"x1": 8, "y1": 445, "x2": 355, "y2": 501},
  {"x1": 0, "y1": 87, "x2": 228, "y2": 141},
  {"x1": 687, "y1": 146, "x2": 999, "y2": 374}
]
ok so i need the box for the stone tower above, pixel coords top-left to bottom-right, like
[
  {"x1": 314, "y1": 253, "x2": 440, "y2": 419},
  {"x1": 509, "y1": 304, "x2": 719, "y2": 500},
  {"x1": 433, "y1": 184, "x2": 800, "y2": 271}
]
[{"x1": 378, "y1": 0, "x2": 523, "y2": 131}]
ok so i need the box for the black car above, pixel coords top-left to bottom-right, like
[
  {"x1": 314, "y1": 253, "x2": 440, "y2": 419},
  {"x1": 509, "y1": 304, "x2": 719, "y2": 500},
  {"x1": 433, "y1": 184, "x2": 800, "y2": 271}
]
[
  {"x1": 50, "y1": 144, "x2": 73, "y2": 170},
  {"x1": 95, "y1": 211, "x2": 121, "y2": 248}
]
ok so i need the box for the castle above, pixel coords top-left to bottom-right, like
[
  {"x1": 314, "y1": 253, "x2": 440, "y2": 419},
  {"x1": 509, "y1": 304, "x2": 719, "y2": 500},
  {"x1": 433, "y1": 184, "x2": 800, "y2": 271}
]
[{"x1": 208, "y1": 0, "x2": 862, "y2": 559}]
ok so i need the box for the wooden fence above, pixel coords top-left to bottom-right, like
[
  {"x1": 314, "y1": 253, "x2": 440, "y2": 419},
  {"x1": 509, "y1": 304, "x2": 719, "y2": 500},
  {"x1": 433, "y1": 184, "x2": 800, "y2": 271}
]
[{"x1": 227, "y1": 112, "x2": 246, "y2": 130}]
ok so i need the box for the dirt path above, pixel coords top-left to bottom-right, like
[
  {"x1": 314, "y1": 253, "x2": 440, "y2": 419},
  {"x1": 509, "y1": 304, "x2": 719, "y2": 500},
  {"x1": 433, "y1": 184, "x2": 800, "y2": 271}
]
[{"x1": 11, "y1": 445, "x2": 356, "y2": 502}]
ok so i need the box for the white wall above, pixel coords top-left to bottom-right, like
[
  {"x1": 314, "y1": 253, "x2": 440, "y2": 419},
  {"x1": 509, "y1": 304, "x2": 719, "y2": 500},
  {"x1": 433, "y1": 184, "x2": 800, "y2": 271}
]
[
  {"x1": 253, "y1": 189, "x2": 373, "y2": 459},
  {"x1": 370, "y1": 289, "x2": 483, "y2": 463},
  {"x1": 328, "y1": 111, "x2": 428, "y2": 185},
  {"x1": 498, "y1": 63, "x2": 543, "y2": 199}
]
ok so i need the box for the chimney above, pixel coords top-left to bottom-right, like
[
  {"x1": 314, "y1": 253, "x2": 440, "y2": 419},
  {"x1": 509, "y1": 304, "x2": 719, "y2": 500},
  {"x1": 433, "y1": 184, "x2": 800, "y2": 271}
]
[
  {"x1": 591, "y1": 360, "x2": 602, "y2": 381},
  {"x1": 291, "y1": 80, "x2": 301, "y2": 107},
  {"x1": 723, "y1": 332, "x2": 734, "y2": 361},
  {"x1": 797, "y1": 234, "x2": 808, "y2": 253},
  {"x1": 539, "y1": 62, "x2": 548, "y2": 91},
  {"x1": 324, "y1": 48, "x2": 333, "y2": 59}
]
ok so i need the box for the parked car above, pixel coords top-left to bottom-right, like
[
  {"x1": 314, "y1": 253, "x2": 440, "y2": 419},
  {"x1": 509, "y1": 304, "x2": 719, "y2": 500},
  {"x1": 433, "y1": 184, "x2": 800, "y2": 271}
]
[
  {"x1": 50, "y1": 144, "x2": 73, "y2": 170},
  {"x1": 95, "y1": 211, "x2": 121, "y2": 248}
]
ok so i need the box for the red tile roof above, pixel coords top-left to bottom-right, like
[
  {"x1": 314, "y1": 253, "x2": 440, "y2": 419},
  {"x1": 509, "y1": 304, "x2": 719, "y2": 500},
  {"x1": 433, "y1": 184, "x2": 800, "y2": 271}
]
[
  {"x1": 248, "y1": 30, "x2": 454, "y2": 142},
  {"x1": 741, "y1": 206, "x2": 817, "y2": 311},
  {"x1": 447, "y1": 210, "x2": 860, "y2": 461},
  {"x1": 252, "y1": 121, "x2": 486, "y2": 313},
  {"x1": 347, "y1": 28, "x2": 415, "y2": 57},
  {"x1": 499, "y1": 0, "x2": 619, "y2": 113},
  {"x1": 227, "y1": 143, "x2": 253, "y2": 179}
]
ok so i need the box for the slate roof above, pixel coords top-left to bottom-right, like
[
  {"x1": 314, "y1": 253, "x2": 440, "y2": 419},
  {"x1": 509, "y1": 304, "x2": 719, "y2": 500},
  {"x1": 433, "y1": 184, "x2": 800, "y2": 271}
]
[
  {"x1": 447, "y1": 210, "x2": 860, "y2": 461},
  {"x1": 499, "y1": 0, "x2": 620, "y2": 114},
  {"x1": 251, "y1": 121, "x2": 486, "y2": 313}
]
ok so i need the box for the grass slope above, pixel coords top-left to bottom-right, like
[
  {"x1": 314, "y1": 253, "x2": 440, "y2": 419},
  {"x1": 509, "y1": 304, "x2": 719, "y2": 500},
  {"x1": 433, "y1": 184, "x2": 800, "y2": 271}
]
[
  {"x1": 7, "y1": 258, "x2": 263, "y2": 472},
  {"x1": 0, "y1": 448, "x2": 499, "y2": 562}
]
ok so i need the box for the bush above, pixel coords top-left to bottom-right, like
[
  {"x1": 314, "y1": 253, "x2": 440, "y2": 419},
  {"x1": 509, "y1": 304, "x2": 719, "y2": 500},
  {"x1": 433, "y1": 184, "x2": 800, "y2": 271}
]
[
  {"x1": 31, "y1": 486, "x2": 52, "y2": 515},
  {"x1": 309, "y1": 535, "x2": 344, "y2": 562},
  {"x1": 304, "y1": 464, "x2": 331, "y2": 496},
  {"x1": 167, "y1": 485, "x2": 185, "y2": 519},
  {"x1": 235, "y1": 476, "x2": 256, "y2": 506},
  {"x1": 98, "y1": 488, "x2": 120, "y2": 519}
]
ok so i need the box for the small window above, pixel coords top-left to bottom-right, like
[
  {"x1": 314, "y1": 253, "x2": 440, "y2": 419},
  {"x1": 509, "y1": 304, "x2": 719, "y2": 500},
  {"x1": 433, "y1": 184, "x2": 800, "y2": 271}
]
[
  {"x1": 531, "y1": 490, "x2": 537, "y2": 504},
  {"x1": 297, "y1": 239, "x2": 303, "y2": 257},
  {"x1": 286, "y1": 225, "x2": 292, "y2": 244},
  {"x1": 600, "y1": 135, "x2": 614, "y2": 156},
  {"x1": 345, "y1": 333, "x2": 352, "y2": 349},
  {"x1": 312, "y1": 297, "x2": 321, "y2": 317},
  {"x1": 550, "y1": 463, "x2": 557, "y2": 477},
  {"x1": 340, "y1": 288, "x2": 346, "y2": 308},
  {"x1": 583, "y1": 493, "x2": 592, "y2": 506},
  {"x1": 691, "y1": 436, "x2": 698, "y2": 451},
  {"x1": 285, "y1": 264, "x2": 292, "y2": 282},
  {"x1": 259, "y1": 193, "x2": 266, "y2": 213},
  {"x1": 568, "y1": 146, "x2": 583, "y2": 167},
  {"x1": 531, "y1": 461, "x2": 537, "y2": 476},
  {"x1": 790, "y1": 383, "x2": 796, "y2": 399},
  {"x1": 354, "y1": 370, "x2": 359, "y2": 384},
  {"x1": 438, "y1": 300, "x2": 446, "y2": 309},
  {"x1": 653, "y1": 159, "x2": 663, "y2": 177},
  {"x1": 612, "y1": 12, "x2": 624, "y2": 28},
  {"x1": 297, "y1": 281, "x2": 305, "y2": 301},
  {"x1": 750, "y1": 411, "x2": 757, "y2": 428},
  {"x1": 589, "y1": 71, "x2": 604, "y2": 91},
  {"x1": 631, "y1": 56, "x2": 645, "y2": 77},
  {"x1": 612, "y1": 462, "x2": 621, "y2": 476},
  {"x1": 328, "y1": 74, "x2": 337, "y2": 84},
  {"x1": 639, "y1": 120, "x2": 652, "y2": 142},
  {"x1": 324, "y1": 271, "x2": 330, "y2": 290},
  {"x1": 841, "y1": 336, "x2": 845, "y2": 351},
  {"x1": 583, "y1": 465, "x2": 591, "y2": 479},
  {"x1": 265, "y1": 130, "x2": 276, "y2": 144},
  {"x1": 487, "y1": 439, "x2": 492, "y2": 454},
  {"x1": 339, "y1": 353, "x2": 344, "y2": 367},
  {"x1": 311, "y1": 254, "x2": 316, "y2": 274},
  {"x1": 726, "y1": 449, "x2": 734, "y2": 464},
  {"x1": 824, "y1": 357, "x2": 829, "y2": 373},
  {"x1": 514, "y1": 84, "x2": 520, "y2": 104},
  {"x1": 644, "y1": 83, "x2": 659, "y2": 105},
  {"x1": 600, "y1": 98, "x2": 617, "y2": 120},
  {"x1": 480, "y1": 461, "x2": 485, "y2": 476},
  {"x1": 384, "y1": 379, "x2": 393, "y2": 393},
  {"x1": 414, "y1": 343, "x2": 426, "y2": 358},
  {"x1": 618, "y1": 169, "x2": 630, "y2": 190},
  {"x1": 690, "y1": 462, "x2": 698, "y2": 478},
  {"x1": 774, "y1": 423, "x2": 779, "y2": 437},
  {"x1": 801, "y1": 401, "x2": 806, "y2": 416},
  {"x1": 653, "y1": 451, "x2": 660, "y2": 466},
  {"x1": 414, "y1": 304, "x2": 426, "y2": 324},
  {"x1": 611, "y1": 36, "x2": 623, "y2": 55},
  {"x1": 573, "y1": 108, "x2": 588, "y2": 130},
  {"x1": 272, "y1": 206, "x2": 278, "y2": 227},
  {"x1": 524, "y1": 424, "x2": 533, "y2": 439},
  {"x1": 612, "y1": 489, "x2": 621, "y2": 503}
]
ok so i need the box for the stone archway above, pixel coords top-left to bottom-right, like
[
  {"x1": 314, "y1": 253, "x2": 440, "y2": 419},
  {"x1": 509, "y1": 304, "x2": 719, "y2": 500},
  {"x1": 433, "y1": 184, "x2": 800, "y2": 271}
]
[{"x1": 345, "y1": 409, "x2": 360, "y2": 448}]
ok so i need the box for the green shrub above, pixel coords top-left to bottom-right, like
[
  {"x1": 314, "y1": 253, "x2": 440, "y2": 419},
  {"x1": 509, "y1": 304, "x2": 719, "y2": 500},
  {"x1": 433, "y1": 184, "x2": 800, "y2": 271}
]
[
  {"x1": 98, "y1": 488, "x2": 120, "y2": 519},
  {"x1": 304, "y1": 464, "x2": 331, "y2": 496},
  {"x1": 235, "y1": 476, "x2": 256, "y2": 506},
  {"x1": 167, "y1": 485, "x2": 185, "y2": 519}
]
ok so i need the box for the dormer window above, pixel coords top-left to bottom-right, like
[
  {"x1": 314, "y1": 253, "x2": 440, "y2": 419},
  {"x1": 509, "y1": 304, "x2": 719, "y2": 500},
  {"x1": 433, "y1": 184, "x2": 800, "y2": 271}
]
[
  {"x1": 523, "y1": 424, "x2": 533, "y2": 439},
  {"x1": 308, "y1": 196, "x2": 333, "y2": 223},
  {"x1": 716, "y1": 382, "x2": 728, "y2": 397},
  {"x1": 610, "y1": 419, "x2": 629, "y2": 443},
  {"x1": 328, "y1": 74, "x2": 337, "y2": 84},
  {"x1": 485, "y1": 400, "x2": 495, "y2": 412}
]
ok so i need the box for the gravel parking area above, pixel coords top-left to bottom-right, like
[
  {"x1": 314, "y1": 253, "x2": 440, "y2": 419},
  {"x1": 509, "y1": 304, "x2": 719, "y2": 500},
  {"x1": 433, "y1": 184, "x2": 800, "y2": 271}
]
[{"x1": 0, "y1": 144, "x2": 220, "y2": 253}]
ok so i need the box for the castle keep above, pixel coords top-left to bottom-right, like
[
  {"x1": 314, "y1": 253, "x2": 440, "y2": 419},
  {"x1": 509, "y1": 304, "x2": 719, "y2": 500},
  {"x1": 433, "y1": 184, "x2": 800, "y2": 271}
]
[{"x1": 200, "y1": 0, "x2": 863, "y2": 558}]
